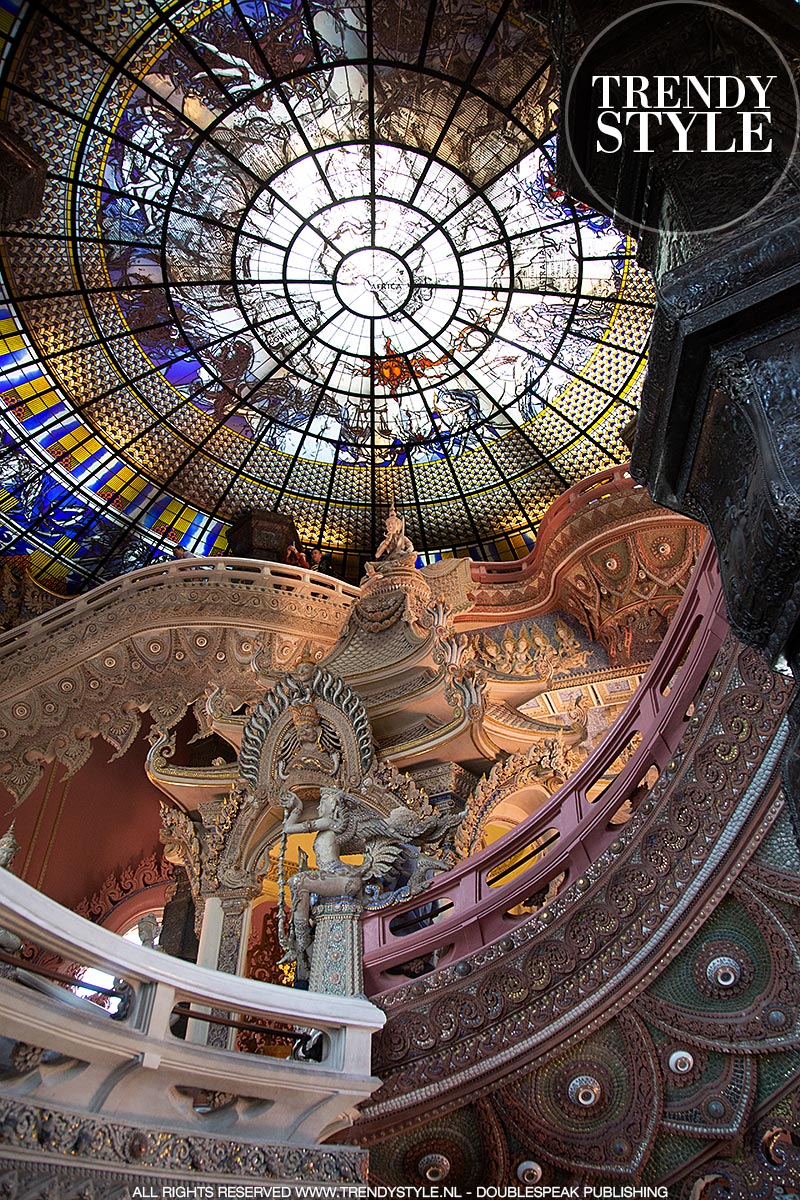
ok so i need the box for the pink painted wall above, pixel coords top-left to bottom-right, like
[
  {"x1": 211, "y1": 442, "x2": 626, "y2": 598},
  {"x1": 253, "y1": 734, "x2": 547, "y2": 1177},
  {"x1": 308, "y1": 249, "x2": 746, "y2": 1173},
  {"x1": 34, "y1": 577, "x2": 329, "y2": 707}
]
[{"x1": 4, "y1": 730, "x2": 164, "y2": 912}]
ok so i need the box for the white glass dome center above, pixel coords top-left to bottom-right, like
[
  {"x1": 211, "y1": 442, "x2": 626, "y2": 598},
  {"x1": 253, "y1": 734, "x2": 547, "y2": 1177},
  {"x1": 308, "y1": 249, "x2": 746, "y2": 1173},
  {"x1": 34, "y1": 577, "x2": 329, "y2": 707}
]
[{"x1": 333, "y1": 248, "x2": 412, "y2": 317}]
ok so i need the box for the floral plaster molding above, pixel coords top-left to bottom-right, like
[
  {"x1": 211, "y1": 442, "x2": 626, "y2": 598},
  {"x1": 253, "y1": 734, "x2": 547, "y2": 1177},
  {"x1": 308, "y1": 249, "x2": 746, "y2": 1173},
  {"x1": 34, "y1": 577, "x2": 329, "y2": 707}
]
[
  {"x1": 466, "y1": 472, "x2": 703, "y2": 668},
  {"x1": 73, "y1": 850, "x2": 173, "y2": 931},
  {"x1": 0, "y1": 561, "x2": 356, "y2": 804},
  {"x1": 0, "y1": 1097, "x2": 367, "y2": 1183}
]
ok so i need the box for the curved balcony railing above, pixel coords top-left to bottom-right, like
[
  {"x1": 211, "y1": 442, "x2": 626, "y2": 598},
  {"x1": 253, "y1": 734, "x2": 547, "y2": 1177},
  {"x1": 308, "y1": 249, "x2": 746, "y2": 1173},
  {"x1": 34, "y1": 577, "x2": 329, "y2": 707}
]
[
  {"x1": 469, "y1": 463, "x2": 641, "y2": 585},
  {"x1": 0, "y1": 466, "x2": 643, "y2": 658},
  {"x1": 362, "y1": 536, "x2": 727, "y2": 995},
  {"x1": 0, "y1": 556, "x2": 359, "y2": 657},
  {"x1": 0, "y1": 869, "x2": 383, "y2": 1146}
]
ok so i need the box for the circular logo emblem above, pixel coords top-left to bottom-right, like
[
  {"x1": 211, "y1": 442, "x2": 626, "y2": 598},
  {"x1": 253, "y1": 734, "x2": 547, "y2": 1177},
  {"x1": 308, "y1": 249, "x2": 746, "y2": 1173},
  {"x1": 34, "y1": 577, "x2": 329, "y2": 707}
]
[{"x1": 562, "y1": 2, "x2": 799, "y2": 234}]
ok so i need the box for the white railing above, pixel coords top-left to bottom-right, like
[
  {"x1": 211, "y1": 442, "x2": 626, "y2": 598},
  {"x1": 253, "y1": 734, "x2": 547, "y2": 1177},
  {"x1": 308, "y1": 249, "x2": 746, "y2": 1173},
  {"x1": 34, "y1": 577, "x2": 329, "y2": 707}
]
[
  {"x1": 0, "y1": 556, "x2": 360, "y2": 656},
  {"x1": 0, "y1": 870, "x2": 384, "y2": 1145}
]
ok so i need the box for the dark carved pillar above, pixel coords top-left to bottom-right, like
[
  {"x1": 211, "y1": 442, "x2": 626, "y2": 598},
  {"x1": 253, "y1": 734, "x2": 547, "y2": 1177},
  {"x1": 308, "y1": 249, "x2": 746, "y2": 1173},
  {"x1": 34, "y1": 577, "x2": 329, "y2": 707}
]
[
  {"x1": 633, "y1": 210, "x2": 800, "y2": 663},
  {"x1": 0, "y1": 123, "x2": 47, "y2": 223},
  {"x1": 631, "y1": 178, "x2": 800, "y2": 832},
  {"x1": 159, "y1": 866, "x2": 199, "y2": 962},
  {"x1": 226, "y1": 510, "x2": 300, "y2": 562},
  {"x1": 549, "y1": 0, "x2": 800, "y2": 825}
]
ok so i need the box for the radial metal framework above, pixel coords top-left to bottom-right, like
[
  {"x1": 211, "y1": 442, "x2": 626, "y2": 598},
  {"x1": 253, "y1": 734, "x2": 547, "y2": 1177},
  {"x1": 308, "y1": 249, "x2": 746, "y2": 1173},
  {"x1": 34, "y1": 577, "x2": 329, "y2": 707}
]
[{"x1": 0, "y1": 0, "x2": 654, "y2": 587}]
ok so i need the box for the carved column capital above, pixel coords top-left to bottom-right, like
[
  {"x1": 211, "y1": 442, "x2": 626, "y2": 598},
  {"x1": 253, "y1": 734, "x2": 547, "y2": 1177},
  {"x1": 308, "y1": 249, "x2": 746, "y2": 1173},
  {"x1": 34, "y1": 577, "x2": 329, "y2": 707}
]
[{"x1": 219, "y1": 888, "x2": 260, "y2": 915}]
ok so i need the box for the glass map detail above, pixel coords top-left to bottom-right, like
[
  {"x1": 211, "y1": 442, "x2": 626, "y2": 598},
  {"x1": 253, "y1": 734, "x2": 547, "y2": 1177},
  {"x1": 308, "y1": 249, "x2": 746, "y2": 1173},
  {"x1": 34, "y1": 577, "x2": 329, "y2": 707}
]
[{"x1": 0, "y1": 0, "x2": 654, "y2": 587}]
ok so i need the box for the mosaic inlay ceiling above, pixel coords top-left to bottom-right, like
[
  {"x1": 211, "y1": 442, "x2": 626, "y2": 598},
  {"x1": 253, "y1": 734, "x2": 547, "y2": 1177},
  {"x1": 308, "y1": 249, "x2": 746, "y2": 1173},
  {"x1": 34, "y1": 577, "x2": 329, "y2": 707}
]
[{"x1": 0, "y1": 0, "x2": 654, "y2": 587}]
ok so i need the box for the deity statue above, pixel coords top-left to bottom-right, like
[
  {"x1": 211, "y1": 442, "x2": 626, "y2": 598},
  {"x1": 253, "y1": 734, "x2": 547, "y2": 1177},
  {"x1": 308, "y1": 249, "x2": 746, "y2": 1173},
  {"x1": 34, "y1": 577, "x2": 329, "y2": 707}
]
[
  {"x1": 0, "y1": 822, "x2": 18, "y2": 870},
  {"x1": 278, "y1": 788, "x2": 362, "y2": 970},
  {"x1": 371, "y1": 501, "x2": 417, "y2": 566},
  {"x1": 137, "y1": 912, "x2": 161, "y2": 950},
  {"x1": 0, "y1": 824, "x2": 21, "y2": 959},
  {"x1": 277, "y1": 786, "x2": 462, "y2": 976},
  {"x1": 280, "y1": 702, "x2": 339, "y2": 778}
]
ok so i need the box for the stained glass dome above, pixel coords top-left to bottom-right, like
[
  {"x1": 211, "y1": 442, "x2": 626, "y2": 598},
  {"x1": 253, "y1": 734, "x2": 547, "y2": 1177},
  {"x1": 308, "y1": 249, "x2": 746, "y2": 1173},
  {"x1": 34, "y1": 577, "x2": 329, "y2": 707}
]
[{"x1": 0, "y1": 0, "x2": 654, "y2": 587}]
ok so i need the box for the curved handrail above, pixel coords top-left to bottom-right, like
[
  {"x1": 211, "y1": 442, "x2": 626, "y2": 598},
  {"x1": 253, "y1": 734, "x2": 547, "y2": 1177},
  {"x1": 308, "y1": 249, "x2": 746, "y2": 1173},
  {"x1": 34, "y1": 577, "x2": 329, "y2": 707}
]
[
  {"x1": 0, "y1": 869, "x2": 384, "y2": 1148},
  {"x1": 0, "y1": 868, "x2": 382, "y2": 1054},
  {"x1": 0, "y1": 467, "x2": 650, "y2": 655},
  {"x1": 362, "y1": 536, "x2": 727, "y2": 994},
  {"x1": 469, "y1": 463, "x2": 641, "y2": 584},
  {"x1": 0, "y1": 556, "x2": 359, "y2": 657}
]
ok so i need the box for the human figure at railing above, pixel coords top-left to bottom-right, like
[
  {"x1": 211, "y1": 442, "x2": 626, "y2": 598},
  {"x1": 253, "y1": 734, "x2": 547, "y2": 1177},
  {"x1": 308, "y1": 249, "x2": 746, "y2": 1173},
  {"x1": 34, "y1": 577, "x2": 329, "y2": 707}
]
[
  {"x1": 286, "y1": 542, "x2": 309, "y2": 569},
  {"x1": 172, "y1": 543, "x2": 205, "y2": 566},
  {"x1": 307, "y1": 546, "x2": 333, "y2": 574}
]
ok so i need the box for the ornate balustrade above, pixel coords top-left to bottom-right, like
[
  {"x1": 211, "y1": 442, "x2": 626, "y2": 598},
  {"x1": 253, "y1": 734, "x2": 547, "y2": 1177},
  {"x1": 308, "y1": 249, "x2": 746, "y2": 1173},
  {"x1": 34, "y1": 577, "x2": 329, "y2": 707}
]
[
  {"x1": 0, "y1": 558, "x2": 360, "y2": 804},
  {"x1": 468, "y1": 464, "x2": 641, "y2": 585},
  {"x1": 362, "y1": 537, "x2": 728, "y2": 994},
  {"x1": 0, "y1": 868, "x2": 383, "y2": 1172},
  {"x1": 0, "y1": 556, "x2": 358, "y2": 657}
]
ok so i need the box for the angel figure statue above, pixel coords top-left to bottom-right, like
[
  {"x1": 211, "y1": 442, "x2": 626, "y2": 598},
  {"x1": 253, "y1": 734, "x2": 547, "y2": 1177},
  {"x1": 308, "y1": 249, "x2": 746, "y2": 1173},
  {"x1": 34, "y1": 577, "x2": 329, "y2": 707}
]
[
  {"x1": 277, "y1": 787, "x2": 461, "y2": 975},
  {"x1": 278, "y1": 788, "x2": 363, "y2": 971}
]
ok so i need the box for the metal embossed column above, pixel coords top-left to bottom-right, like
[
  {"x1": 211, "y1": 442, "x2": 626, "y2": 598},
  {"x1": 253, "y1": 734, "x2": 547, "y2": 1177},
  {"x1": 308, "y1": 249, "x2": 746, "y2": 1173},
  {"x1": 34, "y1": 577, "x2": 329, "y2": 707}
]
[{"x1": 309, "y1": 898, "x2": 365, "y2": 997}]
